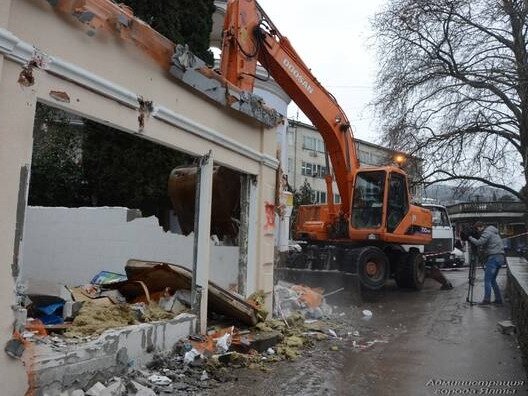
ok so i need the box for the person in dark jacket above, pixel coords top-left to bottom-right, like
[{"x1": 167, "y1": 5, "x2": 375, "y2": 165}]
[{"x1": 468, "y1": 221, "x2": 505, "y2": 305}]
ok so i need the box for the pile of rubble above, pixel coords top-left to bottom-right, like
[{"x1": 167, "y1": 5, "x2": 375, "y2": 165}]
[
  {"x1": 56, "y1": 317, "x2": 342, "y2": 394},
  {"x1": 14, "y1": 260, "x2": 260, "y2": 344},
  {"x1": 8, "y1": 260, "x2": 355, "y2": 395}
]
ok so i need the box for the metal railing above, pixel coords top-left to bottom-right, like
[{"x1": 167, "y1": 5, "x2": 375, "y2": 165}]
[{"x1": 447, "y1": 201, "x2": 526, "y2": 215}]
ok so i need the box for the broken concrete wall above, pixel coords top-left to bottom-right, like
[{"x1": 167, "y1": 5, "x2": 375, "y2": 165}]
[
  {"x1": 20, "y1": 206, "x2": 239, "y2": 292},
  {"x1": 27, "y1": 314, "x2": 196, "y2": 394}
]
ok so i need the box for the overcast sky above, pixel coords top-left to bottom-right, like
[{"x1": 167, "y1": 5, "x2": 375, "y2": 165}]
[{"x1": 257, "y1": 0, "x2": 387, "y2": 142}]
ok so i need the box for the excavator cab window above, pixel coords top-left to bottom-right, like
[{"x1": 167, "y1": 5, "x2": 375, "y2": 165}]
[
  {"x1": 386, "y1": 172, "x2": 409, "y2": 232},
  {"x1": 351, "y1": 171, "x2": 385, "y2": 229}
]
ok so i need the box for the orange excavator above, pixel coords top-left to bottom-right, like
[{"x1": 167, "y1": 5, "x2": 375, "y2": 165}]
[
  {"x1": 216, "y1": 0, "x2": 433, "y2": 290},
  {"x1": 43, "y1": 1, "x2": 443, "y2": 290}
]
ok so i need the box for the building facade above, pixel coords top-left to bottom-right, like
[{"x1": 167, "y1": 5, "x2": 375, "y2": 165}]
[{"x1": 286, "y1": 120, "x2": 424, "y2": 204}]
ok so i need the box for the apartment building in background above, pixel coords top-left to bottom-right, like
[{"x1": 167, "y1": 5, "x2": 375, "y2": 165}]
[{"x1": 286, "y1": 119, "x2": 424, "y2": 204}]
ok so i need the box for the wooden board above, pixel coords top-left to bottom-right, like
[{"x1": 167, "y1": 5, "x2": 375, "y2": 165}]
[{"x1": 104, "y1": 259, "x2": 258, "y2": 326}]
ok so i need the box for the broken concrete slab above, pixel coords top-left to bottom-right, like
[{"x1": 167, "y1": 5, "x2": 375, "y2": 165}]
[
  {"x1": 85, "y1": 382, "x2": 106, "y2": 396},
  {"x1": 170, "y1": 44, "x2": 282, "y2": 128},
  {"x1": 106, "y1": 260, "x2": 258, "y2": 325},
  {"x1": 23, "y1": 313, "x2": 195, "y2": 395},
  {"x1": 129, "y1": 381, "x2": 156, "y2": 396}
]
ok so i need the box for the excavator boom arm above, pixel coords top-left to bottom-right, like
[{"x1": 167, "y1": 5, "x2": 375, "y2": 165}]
[{"x1": 221, "y1": 0, "x2": 359, "y2": 214}]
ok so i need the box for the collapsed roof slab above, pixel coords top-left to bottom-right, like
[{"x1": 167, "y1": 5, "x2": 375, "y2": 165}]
[{"x1": 39, "y1": 0, "x2": 283, "y2": 128}]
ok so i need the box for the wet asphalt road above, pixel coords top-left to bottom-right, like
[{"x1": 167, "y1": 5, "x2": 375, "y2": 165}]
[{"x1": 214, "y1": 269, "x2": 528, "y2": 396}]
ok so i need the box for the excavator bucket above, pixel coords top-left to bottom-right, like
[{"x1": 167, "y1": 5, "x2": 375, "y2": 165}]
[{"x1": 168, "y1": 166, "x2": 241, "y2": 241}]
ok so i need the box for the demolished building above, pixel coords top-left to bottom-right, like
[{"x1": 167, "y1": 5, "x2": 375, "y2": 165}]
[{"x1": 0, "y1": 0, "x2": 284, "y2": 393}]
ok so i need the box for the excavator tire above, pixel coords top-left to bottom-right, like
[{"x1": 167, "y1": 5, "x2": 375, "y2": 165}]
[
  {"x1": 356, "y1": 246, "x2": 388, "y2": 290},
  {"x1": 395, "y1": 251, "x2": 426, "y2": 290}
]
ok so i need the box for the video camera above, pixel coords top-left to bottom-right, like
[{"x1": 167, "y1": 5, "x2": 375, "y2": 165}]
[{"x1": 460, "y1": 224, "x2": 481, "y2": 242}]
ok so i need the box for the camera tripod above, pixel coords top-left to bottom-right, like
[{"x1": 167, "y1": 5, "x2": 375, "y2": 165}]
[{"x1": 466, "y1": 245, "x2": 479, "y2": 305}]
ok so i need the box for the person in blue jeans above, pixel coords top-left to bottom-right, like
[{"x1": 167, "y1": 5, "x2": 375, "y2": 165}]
[{"x1": 468, "y1": 221, "x2": 505, "y2": 305}]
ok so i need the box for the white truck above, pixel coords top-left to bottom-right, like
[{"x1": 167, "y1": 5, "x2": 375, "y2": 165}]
[{"x1": 422, "y1": 204, "x2": 463, "y2": 268}]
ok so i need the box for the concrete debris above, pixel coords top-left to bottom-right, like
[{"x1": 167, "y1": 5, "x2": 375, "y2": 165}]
[
  {"x1": 4, "y1": 338, "x2": 25, "y2": 359},
  {"x1": 147, "y1": 374, "x2": 172, "y2": 386},
  {"x1": 362, "y1": 309, "x2": 373, "y2": 318},
  {"x1": 200, "y1": 370, "x2": 209, "y2": 381},
  {"x1": 85, "y1": 382, "x2": 106, "y2": 396},
  {"x1": 497, "y1": 320, "x2": 516, "y2": 335},
  {"x1": 169, "y1": 45, "x2": 282, "y2": 129},
  {"x1": 183, "y1": 348, "x2": 202, "y2": 365},
  {"x1": 274, "y1": 281, "x2": 332, "y2": 320},
  {"x1": 129, "y1": 381, "x2": 156, "y2": 396},
  {"x1": 266, "y1": 347, "x2": 275, "y2": 355},
  {"x1": 102, "y1": 377, "x2": 125, "y2": 395},
  {"x1": 158, "y1": 289, "x2": 177, "y2": 312},
  {"x1": 174, "y1": 290, "x2": 191, "y2": 307},
  {"x1": 21, "y1": 331, "x2": 35, "y2": 339}
]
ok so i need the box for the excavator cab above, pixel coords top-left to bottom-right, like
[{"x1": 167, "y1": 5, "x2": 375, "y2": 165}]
[
  {"x1": 351, "y1": 169, "x2": 409, "y2": 233},
  {"x1": 296, "y1": 166, "x2": 431, "y2": 246},
  {"x1": 351, "y1": 171, "x2": 386, "y2": 229},
  {"x1": 350, "y1": 167, "x2": 431, "y2": 245}
]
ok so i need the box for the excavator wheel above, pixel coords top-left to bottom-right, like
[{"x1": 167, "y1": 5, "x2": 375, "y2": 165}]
[
  {"x1": 356, "y1": 247, "x2": 389, "y2": 290},
  {"x1": 395, "y1": 251, "x2": 426, "y2": 290}
]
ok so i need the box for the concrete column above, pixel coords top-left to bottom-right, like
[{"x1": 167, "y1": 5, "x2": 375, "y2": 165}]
[
  {"x1": 245, "y1": 177, "x2": 258, "y2": 296},
  {"x1": 278, "y1": 191, "x2": 293, "y2": 252},
  {"x1": 0, "y1": 59, "x2": 36, "y2": 393},
  {"x1": 238, "y1": 175, "x2": 250, "y2": 297},
  {"x1": 191, "y1": 150, "x2": 214, "y2": 335}
]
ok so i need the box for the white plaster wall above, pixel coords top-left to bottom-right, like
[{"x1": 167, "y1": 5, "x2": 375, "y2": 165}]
[
  {"x1": 20, "y1": 207, "x2": 239, "y2": 292},
  {"x1": 29, "y1": 313, "x2": 196, "y2": 394},
  {"x1": 0, "y1": 7, "x2": 35, "y2": 389}
]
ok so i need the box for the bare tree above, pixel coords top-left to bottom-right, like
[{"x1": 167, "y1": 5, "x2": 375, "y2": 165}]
[{"x1": 374, "y1": 0, "x2": 528, "y2": 202}]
